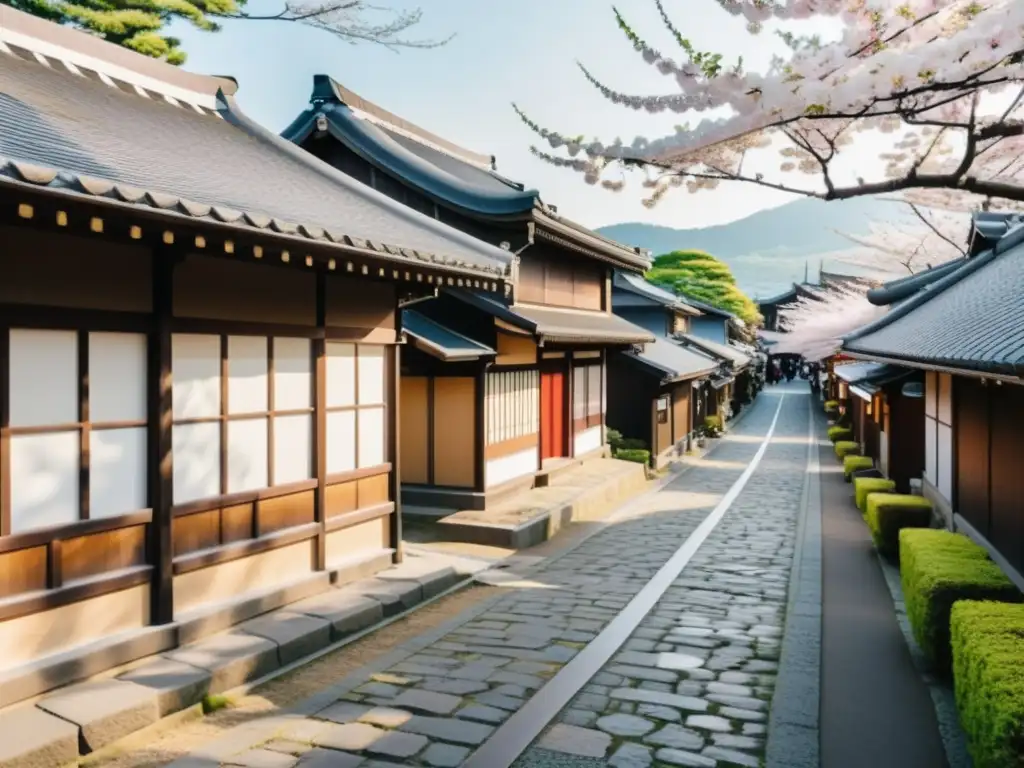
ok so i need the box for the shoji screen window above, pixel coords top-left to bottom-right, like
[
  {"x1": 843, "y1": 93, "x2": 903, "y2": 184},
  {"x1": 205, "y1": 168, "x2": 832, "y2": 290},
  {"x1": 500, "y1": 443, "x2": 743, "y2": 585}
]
[
  {"x1": 6, "y1": 329, "x2": 148, "y2": 534},
  {"x1": 171, "y1": 334, "x2": 314, "y2": 506},
  {"x1": 572, "y1": 364, "x2": 603, "y2": 429},
  {"x1": 325, "y1": 344, "x2": 387, "y2": 475}
]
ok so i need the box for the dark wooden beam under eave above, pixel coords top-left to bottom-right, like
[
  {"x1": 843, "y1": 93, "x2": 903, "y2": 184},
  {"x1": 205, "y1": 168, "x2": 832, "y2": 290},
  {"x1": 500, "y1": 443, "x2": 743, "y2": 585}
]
[
  {"x1": 313, "y1": 270, "x2": 328, "y2": 571},
  {"x1": 388, "y1": 312, "x2": 403, "y2": 564},
  {"x1": 148, "y1": 244, "x2": 176, "y2": 625}
]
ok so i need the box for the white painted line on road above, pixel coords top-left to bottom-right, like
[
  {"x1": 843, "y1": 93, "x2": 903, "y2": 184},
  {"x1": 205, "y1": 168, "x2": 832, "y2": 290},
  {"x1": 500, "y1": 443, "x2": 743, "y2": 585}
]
[{"x1": 463, "y1": 393, "x2": 788, "y2": 768}]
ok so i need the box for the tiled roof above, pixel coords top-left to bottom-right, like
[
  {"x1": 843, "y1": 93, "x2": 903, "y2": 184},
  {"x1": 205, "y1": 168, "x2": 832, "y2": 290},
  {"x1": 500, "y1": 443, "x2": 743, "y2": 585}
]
[
  {"x1": 402, "y1": 310, "x2": 495, "y2": 361},
  {"x1": 844, "y1": 225, "x2": 1024, "y2": 376},
  {"x1": 613, "y1": 271, "x2": 700, "y2": 315},
  {"x1": 625, "y1": 337, "x2": 718, "y2": 382},
  {"x1": 865, "y1": 258, "x2": 966, "y2": 306},
  {"x1": 282, "y1": 75, "x2": 650, "y2": 271},
  {"x1": 446, "y1": 290, "x2": 654, "y2": 345},
  {"x1": 0, "y1": 9, "x2": 511, "y2": 279},
  {"x1": 677, "y1": 333, "x2": 750, "y2": 369}
]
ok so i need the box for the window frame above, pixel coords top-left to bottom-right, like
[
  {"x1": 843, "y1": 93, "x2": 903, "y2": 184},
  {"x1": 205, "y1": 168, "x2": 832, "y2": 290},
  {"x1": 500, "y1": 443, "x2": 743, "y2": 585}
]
[{"x1": 3, "y1": 327, "x2": 149, "y2": 535}]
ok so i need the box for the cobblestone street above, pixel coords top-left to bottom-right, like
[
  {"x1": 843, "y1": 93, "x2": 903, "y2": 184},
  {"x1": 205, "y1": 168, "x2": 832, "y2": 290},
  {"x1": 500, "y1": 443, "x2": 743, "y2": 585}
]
[{"x1": 151, "y1": 384, "x2": 813, "y2": 768}]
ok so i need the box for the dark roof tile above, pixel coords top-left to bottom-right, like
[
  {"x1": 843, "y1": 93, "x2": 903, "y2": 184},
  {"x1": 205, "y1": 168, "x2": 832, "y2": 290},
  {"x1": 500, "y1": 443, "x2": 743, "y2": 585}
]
[{"x1": 0, "y1": 22, "x2": 512, "y2": 279}]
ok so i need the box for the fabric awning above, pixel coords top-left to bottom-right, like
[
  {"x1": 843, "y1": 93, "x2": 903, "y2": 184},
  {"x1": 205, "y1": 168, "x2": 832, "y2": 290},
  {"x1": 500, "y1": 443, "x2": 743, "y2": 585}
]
[{"x1": 403, "y1": 310, "x2": 495, "y2": 361}]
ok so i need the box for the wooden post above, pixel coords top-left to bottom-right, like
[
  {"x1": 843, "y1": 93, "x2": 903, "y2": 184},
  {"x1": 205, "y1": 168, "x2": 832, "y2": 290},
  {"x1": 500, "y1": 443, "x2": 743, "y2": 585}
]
[
  {"x1": 388, "y1": 327, "x2": 403, "y2": 563},
  {"x1": 312, "y1": 270, "x2": 327, "y2": 571},
  {"x1": 148, "y1": 245, "x2": 175, "y2": 625},
  {"x1": 474, "y1": 364, "x2": 486, "y2": 492}
]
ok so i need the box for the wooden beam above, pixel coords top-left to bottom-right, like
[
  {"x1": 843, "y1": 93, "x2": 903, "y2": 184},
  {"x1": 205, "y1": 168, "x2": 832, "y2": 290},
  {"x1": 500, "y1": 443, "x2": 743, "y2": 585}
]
[
  {"x1": 147, "y1": 245, "x2": 175, "y2": 625},
  {"x1": 0, "y1": 325, "x2": 9, "y2": 536},
  {"x1": 388, "y1": 328, "x2": 403, "y2": 563},
  {"x1": 78, "y1": 330, "x2": 91, "y2": 521},
  {"x1": 312, "y1": 270, "x2": 327, "y2": 571}
]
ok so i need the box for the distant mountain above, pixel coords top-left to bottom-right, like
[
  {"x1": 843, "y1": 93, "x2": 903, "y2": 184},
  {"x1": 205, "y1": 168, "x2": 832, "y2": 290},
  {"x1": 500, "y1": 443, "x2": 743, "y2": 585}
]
[{"x1": 596, "y1": 196, "x2": 901, "y2": 299}]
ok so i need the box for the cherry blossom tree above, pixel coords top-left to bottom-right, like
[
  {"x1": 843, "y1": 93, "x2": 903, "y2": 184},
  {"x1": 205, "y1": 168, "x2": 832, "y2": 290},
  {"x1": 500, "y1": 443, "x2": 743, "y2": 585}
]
[
  {"x1": 513, "y1": 0, "x2": 1024, "y2": 214},
  {"x1": 833, "y1": 199, "x2": 969, "y2": 274},
  {"x1": 769, "y1": 279, "x2": 885, "y2": 360}
]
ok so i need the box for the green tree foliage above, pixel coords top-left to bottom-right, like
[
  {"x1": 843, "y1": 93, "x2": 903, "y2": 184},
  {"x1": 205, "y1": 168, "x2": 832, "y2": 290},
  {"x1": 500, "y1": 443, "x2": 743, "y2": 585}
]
[
  {"x1": 3, "y1": 0, "x2": 448, "y2": 65},
  {"x1": 646, "y1": 250, "x2": 761, "y2": 326}
]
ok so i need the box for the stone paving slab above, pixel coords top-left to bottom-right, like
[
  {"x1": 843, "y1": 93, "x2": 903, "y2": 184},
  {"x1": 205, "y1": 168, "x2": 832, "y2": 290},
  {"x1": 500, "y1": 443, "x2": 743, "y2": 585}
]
[
  {"x1": 0, "y1": 704, "x2": 79, "y2": 768},
  {"x1": 155, "y1": 392, "x2": 794, "y2": 768},
  {"x1": 118, "y1": 658, "x2": 213, "y2": 717},
  {"x1": 0, "y1": 556, "x2": 467, "y2": 768},
  {"x1": 238, "y1": 612, "x2": 333, "y2": 667},
  {"x1": 36, "y1": 678, "x2": 160, "y2": 753},
  {"x1": 515, "y1": 390, "x2": 810, "y2": 768}
]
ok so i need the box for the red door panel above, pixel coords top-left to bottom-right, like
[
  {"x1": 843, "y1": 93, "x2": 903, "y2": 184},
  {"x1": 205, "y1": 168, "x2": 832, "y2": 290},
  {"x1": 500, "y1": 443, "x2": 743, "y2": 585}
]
[{"x1": 541, "y1": 371, "x2": 567, "y2": 460}]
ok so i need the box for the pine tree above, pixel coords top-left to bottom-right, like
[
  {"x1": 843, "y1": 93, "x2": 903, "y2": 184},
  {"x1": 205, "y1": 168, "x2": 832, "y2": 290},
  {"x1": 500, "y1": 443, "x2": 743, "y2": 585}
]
[{"x1": 2, "y1": 0, "x2": 449, "y2": 65}]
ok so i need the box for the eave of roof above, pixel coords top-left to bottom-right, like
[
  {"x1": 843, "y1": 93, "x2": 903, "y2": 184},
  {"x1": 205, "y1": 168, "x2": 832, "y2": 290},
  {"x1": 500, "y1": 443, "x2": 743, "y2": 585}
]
[
  {"x1": 677, "y1": 332, "x2": 750, "y2": 369},
  {"x1": 402, "y1": 309, "x2": 495, "y2": 361},
  {"x1": 446, "y1": 289, "x2": 654, "y2": 345},
  {"x1": 866, "y1": 258, "x2": 966, "y2": 306},
  {"x1": 0, "y1": 17, "x2": 514, "y2": 281},
  {"x1": 612, "y1": 271, "x2": 700, "y2": 315},
  {"x1": 843, "y1": 223, "x2": 1024, "y2": 377},
  {"x1": 758, "y1": 285, "x2": 799, "y2": 306},
  {"x1": 624, "y1": 337, "x2": 719, "y2": 383},
  {"x1": 283, "y1": 76, "x2": 650, "y2": 272}
]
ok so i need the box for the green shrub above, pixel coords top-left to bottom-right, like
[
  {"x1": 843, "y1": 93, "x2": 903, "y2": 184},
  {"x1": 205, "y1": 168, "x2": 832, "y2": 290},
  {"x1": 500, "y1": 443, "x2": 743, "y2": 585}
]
[
  {"x1": 951, "y1": 601, "x2": 1024, "y2": 768},
  {"x1": 616, "y1": 449, "x2": 651, "y2": 466},
  {"x1": 619, "y1": 438, "x2": 648, "y2": 451},
  {"x1": 704, "y1": 415, "x2": 723, "y2": 431},
  {"x1": 824, "y1": 399, "x2": 839, "y2": 412},
  {"x1": 844, "y1": 455, "x2": 874, "y2": 482},
  {"x1": 834, "y1": 440, "x2": 860, "y2": 458},
  {"x1": 865, "y1": 493, "x2": 932, "y2": 560},
  {"x1": 900, "y1": 529, "x2": 1022, "y2": 672},
  {"x1": 606, "y1": 428, "x2": 624, "y2": 453},
  {"x1": 853, "y1": 475, "x2": 894, "y2": 508},
  {"x1": 828, "y1": 425, "x2": 853, "y2": 443}
]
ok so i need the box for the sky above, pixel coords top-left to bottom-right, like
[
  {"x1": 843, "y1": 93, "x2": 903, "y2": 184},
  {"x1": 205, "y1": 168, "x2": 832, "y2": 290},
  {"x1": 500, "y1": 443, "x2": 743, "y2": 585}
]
[{"x1": 168, "y1": 0, "x2": 842, "y2": 231}]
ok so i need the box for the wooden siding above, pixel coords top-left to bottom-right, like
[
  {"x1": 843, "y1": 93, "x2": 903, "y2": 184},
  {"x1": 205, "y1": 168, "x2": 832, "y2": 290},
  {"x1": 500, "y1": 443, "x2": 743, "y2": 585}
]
[
  {"x1": 496, "y1": 332, "x2": 536, "y2": 366},
  {"x1": 0, "y1": 215, "x2": 403, "y2": 668},
  {"x1": 953, "y1": 377, "x2": 1024, "y2": 577},
  {"x1": 517, "y1": 246, "x2": 605, "y2": 311},
  {"x1": 399, "y1": 376, "x2": 429, "y2": 484},
  {"x1": 432, "y1": 377, "x2": 476, "y2": 487}
]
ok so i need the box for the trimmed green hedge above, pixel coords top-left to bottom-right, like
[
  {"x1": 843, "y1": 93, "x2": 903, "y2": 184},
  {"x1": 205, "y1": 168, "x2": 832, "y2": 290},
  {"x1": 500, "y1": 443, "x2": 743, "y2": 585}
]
[
  {"x1": 828, "y1": 425, "x2": 853, "y2": 443},
  {"x1": 824, "y1": 399, "x2": 839, "y2": 412},
  {"x1": 900, "y1": 529, "x2": 1022, "y2": 672},
  {"x1": 616, "y1": 448, "x2": 651, "y2": 466},
  {"x1": 951, "y1": 601, "x2": 1024, "y2": 768},
  {"x1": 854, "y1": 476, "x2": 895, "y2": 509},
  {"x1": 704, "y1": 415, "x2": 723, "y2": 431},
  {"x1": 834, "y1": 440, "x2": 860, "y2": 459},
  {"x1": 865, "y1": 493, "x2": 932, "y2": 560},
  {"x1": 844, "y1": 455, "x2": 874, "y2": 482}
]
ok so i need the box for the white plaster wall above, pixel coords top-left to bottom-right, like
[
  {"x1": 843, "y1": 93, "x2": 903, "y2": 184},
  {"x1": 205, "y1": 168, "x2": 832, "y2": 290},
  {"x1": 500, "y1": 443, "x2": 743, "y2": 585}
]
[
  {"x1": 574, "y1": 426, "x2": 603, "y2": 457},
  {"x1": 485, "y1": 447, "x2": 538, "y2": 488}
]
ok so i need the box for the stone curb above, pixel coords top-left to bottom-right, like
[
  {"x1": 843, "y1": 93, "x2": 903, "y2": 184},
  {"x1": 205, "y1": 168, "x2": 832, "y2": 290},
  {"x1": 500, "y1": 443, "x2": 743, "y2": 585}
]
[
  {"x1": 164, "y1": 400, "x2": 772, "y2": 766},
  {"x1": 0, "y1": 560, "x2": 466, "y2": 768},
  {"x1": 766, "y1": 395, "x2": 822, "y2": 768}
]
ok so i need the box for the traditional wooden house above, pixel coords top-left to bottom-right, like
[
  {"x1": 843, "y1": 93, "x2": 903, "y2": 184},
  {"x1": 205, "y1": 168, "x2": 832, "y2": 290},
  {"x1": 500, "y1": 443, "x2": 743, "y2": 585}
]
[
  {"x1": 283, "y1": 76, "x2": 653, "y2": 510},
  {"x1": 670, "y1": 300, "x2": 753, "y2": 421},
  {"x1": 832, "y1": 361, "x2": 924, "y2": 492},
  {"x1": 0, "y1": 9, "x2": 513, "y2": 692},
  {"x1": 843, "y1": 215, "x2": 1024, "y2": 588},
  {"x1": 607, "y1": 272, "x2": 719, "y2": 466}
]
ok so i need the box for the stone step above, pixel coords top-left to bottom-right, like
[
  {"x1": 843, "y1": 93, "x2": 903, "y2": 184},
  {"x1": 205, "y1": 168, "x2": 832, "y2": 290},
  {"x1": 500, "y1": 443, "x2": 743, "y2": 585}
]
[{"x1": 0, "y1": 556, "x2": 466, "y2": 768}]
